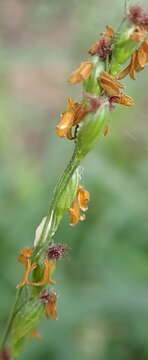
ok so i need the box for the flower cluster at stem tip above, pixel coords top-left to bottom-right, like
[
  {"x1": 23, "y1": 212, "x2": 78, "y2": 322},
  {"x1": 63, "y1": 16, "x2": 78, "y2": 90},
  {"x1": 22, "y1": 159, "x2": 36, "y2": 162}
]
[
  {"x1": 6, "y1": 4, "x2": 147, "y2": 356},
  {"x1": 16, "y1": 2, "x2": 148, "y2": 325}
]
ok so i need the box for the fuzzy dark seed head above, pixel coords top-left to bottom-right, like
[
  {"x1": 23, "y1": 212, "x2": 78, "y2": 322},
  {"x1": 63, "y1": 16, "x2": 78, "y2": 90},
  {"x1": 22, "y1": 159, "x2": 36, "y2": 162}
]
[
  {"x1": 39, "y1": 289, "x2": 58, "y2": 304},
  {"x1": 47, "y1": 243, "x2": 69, "y2": 260},
  {"x1": 128, "y1": 6, "x2": 148, "y2": 30},
  {"x1": 0, "y1": 350, "x2": 10, "y2": 360},
  {"x1": 97, "y1": 38, "x2": 112, "y2": 60}
]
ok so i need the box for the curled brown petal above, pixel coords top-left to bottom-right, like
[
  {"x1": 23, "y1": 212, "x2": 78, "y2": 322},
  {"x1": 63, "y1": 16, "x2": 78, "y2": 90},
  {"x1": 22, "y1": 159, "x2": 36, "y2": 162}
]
[
  {"x1": 100, "y1": 72, "x2": 125, "y2": 96},
  {"x1": 130, "y1": 27, "x2": 146, "y2": 42},
  {"x1": 113, "y1": 93, "x2": 135, "y2": 107},
  {"x1": 68, "y1": 62, "x2": 93, "y2": 84},
  {"x1": 56, "y1": 111, "x2": 74, "y2": 139},
  {"x1": 77, "y1": 186, "x2": 90, "y2": 212},
  {"x1": 68, "y1": 201, "x2": 85, "y2": 226}
]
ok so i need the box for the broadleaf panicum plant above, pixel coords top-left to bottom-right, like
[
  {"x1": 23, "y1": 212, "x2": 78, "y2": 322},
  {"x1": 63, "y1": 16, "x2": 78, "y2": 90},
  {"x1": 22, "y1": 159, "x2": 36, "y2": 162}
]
[{"x1": 0, "y1": 2, "x2": 148, "y2": 359}]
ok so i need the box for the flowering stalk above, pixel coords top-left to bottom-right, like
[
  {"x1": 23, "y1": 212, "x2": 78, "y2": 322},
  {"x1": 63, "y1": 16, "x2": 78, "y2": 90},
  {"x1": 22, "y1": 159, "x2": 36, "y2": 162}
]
[{"x1": 0, "y1": 2, "x2": 148, "y2": 358}]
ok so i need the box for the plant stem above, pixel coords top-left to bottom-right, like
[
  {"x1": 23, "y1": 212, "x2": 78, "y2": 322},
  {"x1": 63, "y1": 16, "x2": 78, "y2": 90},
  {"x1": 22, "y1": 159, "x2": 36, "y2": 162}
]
[
  {"x1": 32, "y1": 144, "x2": 81, "y2": 261},
  {"x1": 0, "y1": 146, "x2": 81, "y2": 350},
  {"x1": 0, "y1": 289, "x2": 22, "y2": 350}
]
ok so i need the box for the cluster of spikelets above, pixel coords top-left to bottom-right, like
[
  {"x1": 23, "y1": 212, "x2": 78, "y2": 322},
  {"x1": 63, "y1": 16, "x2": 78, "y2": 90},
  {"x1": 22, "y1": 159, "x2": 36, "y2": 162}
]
[
  {"x1": 56, "y1": 7, "x2": 148, "y2": 133},
  {"x1": 18, "y1": 3, "x2": 148, "y2": 325},
  {"x1": 1, "y1": 5, "x2": 148, "y2": 360},
  {"x1": 15, "y1": 185, "x2": 90, "y2": 322},
  {"x1": 55, "y1": 4, "x2": 148, "y2": 228}
]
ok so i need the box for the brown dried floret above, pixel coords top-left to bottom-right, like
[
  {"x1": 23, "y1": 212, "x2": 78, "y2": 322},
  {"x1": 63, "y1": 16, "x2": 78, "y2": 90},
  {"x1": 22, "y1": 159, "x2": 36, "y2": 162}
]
[
  {"x1": 77, "y1": 186, "x2": 90, "y2": 212},
  {"x1": 32, "y1": 259, "x2": 56, "y2": 286},
  {"x1": 130, "y1": 27, "x2": 146, "y2": 43},
  {"x1": 17, "y1": 248, "x2": 56, "y2": 288},
  {"x1": 17, "y1": 248, "x2": 37, "y2": 288},
  {"x1": 118, "y1": 39, "x2": 148, "y2": 80},
  {"x1": 89, "y1": 26, "x2": 114, "y2": 59},
  {"x1": 68, "y1": 201, "x2": 85, "y2": 226},
  {"x1": 68, "y1": 186, "x2": 90, "y2": 226},
  {"x1": 56, "y1": 98, "x2": 89, "y2": 139},
  {"x1": 110, "y1": 94, "x2": 135, "y2": 107},
  {"x1": 39, "y1": 290, "x2": 58, "y2": 320},
  {"x1": 68, "y1": 61, "x2": 93, "y2": 84},
  {"x1": 100, "y1": 71, "x2": 125, "y2": 96}
]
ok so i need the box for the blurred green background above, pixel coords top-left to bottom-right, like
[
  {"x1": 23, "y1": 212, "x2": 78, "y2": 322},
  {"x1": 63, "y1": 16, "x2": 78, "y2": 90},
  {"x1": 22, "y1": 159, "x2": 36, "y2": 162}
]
[{"x1": 1, "y1": 0, "x2": 148, "y2": 359}]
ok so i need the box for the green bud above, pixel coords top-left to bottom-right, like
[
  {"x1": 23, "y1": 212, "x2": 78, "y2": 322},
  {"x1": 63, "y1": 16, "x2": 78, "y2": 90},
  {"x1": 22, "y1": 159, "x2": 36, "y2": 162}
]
[
  {"x1": 34, "y1": 167, "x2": 81, "y2": 250},
  {"x1": 77, "y1": 102, "x2": 109, "y2": 159},
  {"x1": 12, "y1": 298, "x2": 44, "y2": 358},
  {"x1": 54, "y1": 166, "x2": 81, "y2": 229},
  {"x1": 83, "y1": 56, "x2": 105, "y2": 95},
  {"x1": 111, "y1": 22, "x2": 139, "y2": 76}
]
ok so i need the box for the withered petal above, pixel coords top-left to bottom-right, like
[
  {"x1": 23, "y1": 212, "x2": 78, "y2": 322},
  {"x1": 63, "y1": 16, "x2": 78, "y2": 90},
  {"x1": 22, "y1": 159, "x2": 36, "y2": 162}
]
[
  {"x1": 114, "y1": 93, "x2": 135, "y2": 107},
  {"x1": 100, "y1": 72, "x2": 125, "y2": 96},
  {"x1": 56, "y1": 111, "x2": 74, "y2": 138},
  {"x1": 117, "y1": 64, "x2": 131, "y2": 80},
  {"x1": 68, "y1": 62, "x2": 93, "y2": 84},
  {"x1": 77, "y1": 186, "x2": 90, "y2": 212},
  {"x1": 68, "y1": 201, "x2": 81, "y2": 226}
]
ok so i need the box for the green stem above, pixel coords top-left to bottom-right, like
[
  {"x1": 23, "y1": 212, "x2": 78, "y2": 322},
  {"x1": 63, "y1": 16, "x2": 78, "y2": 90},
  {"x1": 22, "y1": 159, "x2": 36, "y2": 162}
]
[
  {"x1": 32, "y1": 144, "x2": 81, "y2": 261},
  {"x1": 0, "y1": 289, "x2": 22, "y2": 350}
]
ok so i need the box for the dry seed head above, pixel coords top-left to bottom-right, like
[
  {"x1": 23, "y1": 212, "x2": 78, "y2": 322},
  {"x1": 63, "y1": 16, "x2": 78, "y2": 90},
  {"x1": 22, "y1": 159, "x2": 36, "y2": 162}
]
[
  {"x1": 128, "y1": 6, "x2": 148, "y2": 31},
  {"x1": 47, "y1": 243, "x2": 69, "y2": 260}
]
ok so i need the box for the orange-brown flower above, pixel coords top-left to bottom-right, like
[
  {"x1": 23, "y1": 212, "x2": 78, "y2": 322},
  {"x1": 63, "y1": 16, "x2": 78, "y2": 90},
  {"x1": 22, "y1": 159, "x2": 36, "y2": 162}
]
[
  {"x1": 118, "y1": 39, "x2": 148, "y2": 80},
  {"x1": 17, "y1": 248, "x2": 37, "y2": 288},
  {"x1": 130, "y1": 27, "x2": 146, "y2": 43},
  {"x1": 100, "y1": 72, "x2": 134, "y2": 107},
  {"x1": 32, "y1": 259, "x2": 56, "y2": 286},
  {"x1": 110, "y1": 94, "x2": 135, "y2": 107},
  {"x1": 101, "y1": 25, "x2": 115, "y2": 39},
  {"x1": 39, "y1": 290, "x2": 58, "y2": 320},
  {"x1": 68, "y1": 186, "x2": 90, "y2": 226},
  {"x1": 56, "y1": 98, "x2": 89, "y2": 139},
  {"x1": 17, "y1": 248, "x2": 56, "y2": 288},
  {"x1": 68, "y1": 61, "x2": 93, "y2": 84},
  {"x1": 68, "y1": 201, "x2": 85, "y2": 226},
  {"x1": 100, "y1": 71, "x2": 125, "y2": 96},
  {"x1": 77, "y1": 186, "x2": 90, "y2": 212}
]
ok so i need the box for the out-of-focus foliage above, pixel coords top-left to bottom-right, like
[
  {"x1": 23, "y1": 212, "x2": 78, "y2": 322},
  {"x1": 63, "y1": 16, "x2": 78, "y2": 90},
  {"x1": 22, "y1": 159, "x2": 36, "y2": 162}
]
[{"x1": 0, "y1": 0, "x2": 148, "y2": 359}]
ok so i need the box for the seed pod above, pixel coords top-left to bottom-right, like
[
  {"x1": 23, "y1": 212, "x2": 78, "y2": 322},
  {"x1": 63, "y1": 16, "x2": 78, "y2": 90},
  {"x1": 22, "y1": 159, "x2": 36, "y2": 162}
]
[
  {"x1": 83, "y1": 56, "x2": 105, "y2": 95},
  {"x1": 111, "y1": 21, "x2": 143, "y2": 75},
  {"x1": 54, "y1": 166, "x2": 81, "y2": 229},
  {"x1": 12, "y1": 298, "x2": 44, "y2": 358},
  {"x1": 77, "y1": 102, "x2": 109, "y2": 159}
]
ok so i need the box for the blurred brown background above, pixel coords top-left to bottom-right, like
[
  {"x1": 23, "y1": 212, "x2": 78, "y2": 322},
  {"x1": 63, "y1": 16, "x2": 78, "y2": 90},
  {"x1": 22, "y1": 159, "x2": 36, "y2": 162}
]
[{"x1": 1, "y1": 1, "x2": 148, "y2": 359}]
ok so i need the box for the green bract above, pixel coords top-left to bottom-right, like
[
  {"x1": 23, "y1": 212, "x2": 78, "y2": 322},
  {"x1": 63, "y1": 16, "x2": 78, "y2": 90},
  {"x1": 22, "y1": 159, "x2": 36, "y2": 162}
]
[
  {"x1": 12, "y1": 298, "x2": 44, "y2": 358},
  {"x1": 111, "y1": 22, "x2": 139, "y2": 75},
  {"x1": 77, "y1": 102, "x2": 109, "y2": 159},
  {"x1": 83, "y1": 56, "x2": 104, "y2": 95}
]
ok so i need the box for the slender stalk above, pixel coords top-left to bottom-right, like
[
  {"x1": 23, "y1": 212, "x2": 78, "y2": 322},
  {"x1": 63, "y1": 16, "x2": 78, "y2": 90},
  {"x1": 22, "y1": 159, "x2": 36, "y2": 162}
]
[
  {"x1": 0, "y1": 145, "x2": 81, "y2": 348},
  {"x1": 0, "y1": 289, "x2": 22, "y2": 350},
  {"x1": 1, "y1": 3, "x2": 147, "y2": 356},
  {"x1": 32, "y1": 144, "x2": 81, "y2": 261}
]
